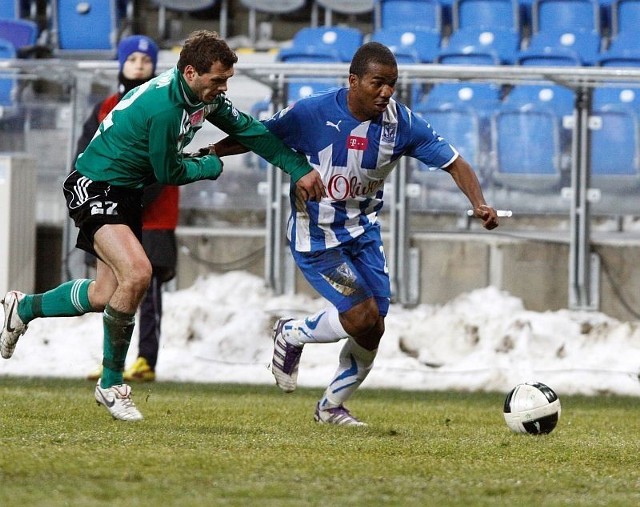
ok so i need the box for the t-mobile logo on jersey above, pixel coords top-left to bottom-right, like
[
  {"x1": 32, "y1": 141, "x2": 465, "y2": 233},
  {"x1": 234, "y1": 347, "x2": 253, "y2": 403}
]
[{"x1": 347, "y1": 136, "x2": 368, "y2": 150}]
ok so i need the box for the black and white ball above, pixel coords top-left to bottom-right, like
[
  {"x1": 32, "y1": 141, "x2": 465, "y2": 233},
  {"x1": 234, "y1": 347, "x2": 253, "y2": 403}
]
[{"x1": 503, "y1": 382, "x2": 561, "y2": 434}]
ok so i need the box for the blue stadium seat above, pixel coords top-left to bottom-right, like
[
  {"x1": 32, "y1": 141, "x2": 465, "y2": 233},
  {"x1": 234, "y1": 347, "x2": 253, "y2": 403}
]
[
  {"x1": 453, "y1": 0, "x2": 520, "y2": 31},
  {"x1": 598, "y1": 30, "x2": 640, "y2": 67},
  {"x1": 286, "y1": 79, "x2": 342, "y2": 105},
  {"x1": 597, "y1": 31, "x2": 640, "y2": 66},
  {"x1": 503, "y1": 84, "x2": 575, "y2": 117},
  {"x1": 420, "y1": 82, "x2": 502, "y2": 118},
  {"x1": 412, "y1": 102, "x2": 486, "y2": 194},
  {"x1": 0, "y1": 38, "x2": 18, "y2": 116},
  {"x1": 153, "y1": 1, "x2": 225, "y2": 40},
  {"x1": 0, "y1": 0, "x2": 20, "y2": 18},
  {"x1": 0, "y1": 1, "x2": 35, "y2": 20},
  {"x1": 315, "y1": 0, "x2": 375, "y2": 26},
  {"x1": 532, "y1": 0, "x2": 600, "y2": 34},
  {"x1": 413, "y1": 83, "x2": 500, "y2": 186},
  {"x1": 492, "y1": 104, "x2": 564, "y2": 190},
  {"x1": 277, "y1": 26, "x2": 363, "y2": 63},
  {"x1": 370, "y1": 28, "x2": 441, "y2": 63},
  {"x1": 590, "y1": 104, "x2": 640, "y2": 191},
  {"x1": 593, "y1": 86, "x2": 640, "y2": 112},
  {"x1": 612, "y1": 0, "x2": 640, "y2": 36},
  {"x1": 524, "y1": 29, "x2": 602, "y2": 65},
  {"x1": 414, "y1": 104, "x2": 483, "y2": 169},
  {"x1": 516, "y1": 46, "x2": 584, "y2": 66},
  {"x1": 497, "y1": 62, "x2": 574, "y2": 192},
  {"x1": 0, "y1": 19, "x2": 38, "y2": 53},
  {"x1": 277, "y1": 27, "x2": 356, "y2": 105},
  {"x1": 375, "y1": 0, "x2": 443, "y2": 32},
  {"x1": 52, "y1": 0, "x2": 132, "y2": 55},
  {"x1": 436, "y1": 47, "x2": 501, "y2": 65},
  {"x1": 442, "y1": 27, "x2": 520, "y2": 64}
]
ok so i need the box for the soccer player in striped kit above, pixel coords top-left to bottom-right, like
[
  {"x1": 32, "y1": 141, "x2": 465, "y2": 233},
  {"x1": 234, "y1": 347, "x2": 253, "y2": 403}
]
[{"x1": 215, "y1": 42, "x2": 499, "y2": 425}]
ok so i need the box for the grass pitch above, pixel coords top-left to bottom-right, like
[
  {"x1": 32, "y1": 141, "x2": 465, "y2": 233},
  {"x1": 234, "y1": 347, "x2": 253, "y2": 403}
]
[{"x1": 0, "y1": 377, "x2": 639, "y2": 506}]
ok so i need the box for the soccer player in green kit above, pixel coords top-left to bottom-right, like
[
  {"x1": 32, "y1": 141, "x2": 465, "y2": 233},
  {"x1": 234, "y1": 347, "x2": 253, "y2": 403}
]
[{"x1": 0, "y1": 30, "x2": 324, "y2": 421}]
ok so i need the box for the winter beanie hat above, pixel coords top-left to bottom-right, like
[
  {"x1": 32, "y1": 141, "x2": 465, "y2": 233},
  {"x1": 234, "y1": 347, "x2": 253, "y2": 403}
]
[{"x1": 117, "y1": 35, "x2": 159, "y2": 73}]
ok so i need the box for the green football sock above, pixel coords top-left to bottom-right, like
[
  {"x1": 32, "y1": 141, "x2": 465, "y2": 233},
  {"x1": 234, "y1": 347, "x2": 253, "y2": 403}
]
[
  {"x1": 18, "y1": 279, "x2": 93, "y2": 323},
  {"x1": 101, "y1": 304, "x2": 135, "y2": 389}
]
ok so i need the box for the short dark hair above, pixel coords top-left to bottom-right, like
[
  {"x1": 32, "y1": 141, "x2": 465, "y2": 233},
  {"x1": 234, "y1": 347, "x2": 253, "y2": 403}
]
[
  {"x1": 177, "y1": 30, "x2": 238, "y2": 74},
  {"x1": 349, "y1": 42, "x2": 397, "y2": 77}
]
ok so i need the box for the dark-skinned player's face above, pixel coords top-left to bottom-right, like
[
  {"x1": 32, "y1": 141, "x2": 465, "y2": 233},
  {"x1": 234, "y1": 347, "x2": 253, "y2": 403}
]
[{"x1": 348, "y1": 61, "x2": 398, "y2": 121}]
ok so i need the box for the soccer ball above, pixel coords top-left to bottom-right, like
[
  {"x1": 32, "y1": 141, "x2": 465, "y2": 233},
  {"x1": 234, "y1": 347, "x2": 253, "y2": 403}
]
[{"x1": 503, "y1": 381, "x2": 561, "y2": 435}]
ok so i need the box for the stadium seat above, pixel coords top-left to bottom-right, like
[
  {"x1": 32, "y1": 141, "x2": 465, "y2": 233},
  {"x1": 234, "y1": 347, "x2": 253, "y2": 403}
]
[
  {"x1": 0, "y1": 0, "x2": 20, "y2": 18},
  {"x1": 374, "y1": 0, "x2": 443, "y2": 32},
  {"x1": 532, "y1": 0, "x2": 600, "y2": 34},
  {"x1": 277, "y1": 26, "x2": 363, "y2": 63},
  {"x1": 152, "y1": 1, "x2": 226, "y2": 40},
  {"x1": 276, "y1": 27, "x2": 356, "y2": 105},
  {"x1": 597, "y1": 31, "x2": 640, "y2": 66},
  {"x1": 239, "y1": 0, "x2": 305, "y2": 44},
  {"x1": 593, "y1": 86, "x2": 640, "y2": 111},
  {"x1": 313, "y1": 0, "x2": 375, "y2": 26},
  {"x1": 414, "y1": 104, "x2": 483, "y2": 169},
  {"x1": 0, "y1": 19, "x2": 39, "y2": 55},
  {"x1": 419, "y1": 82, "x2": 502, "y2": 118},
  {"x1": 370, "y1": 28, "x2": 441, "y2": 63},
  {"x1": 453, "y1": 0, "x2": 520, "y2": 31},
  {"x1": 503, "y1": 84, "x2": 575, "y2": 117},
  {"x1": 441, "y1": 27, "x2": 520, "y2": 64},
  {"x1": 524, "y1": 29, "x2": 602, "y2": 65},
  {"x1": 528, "y1": 0, "x2": 602, "y2": 65},
  {"x1": 497, "y1": 50, "x2": 575, "y2": 193},
  {"x1": 516, "y1": 46, "x2": 584, "y2": 66},
  {"x1": 413, "y1": 83, "x2": 500, "y2": 186},
  {"x1": 589, "y1": 104, "x2": 640, "y2": 191},
  {"x1": 492, "y1": 104, "x2": 564, "y2": 190},
  {"x1": 591, "y1": 85, "x2": 640, "y2": 191},
  {"x1": 436, "y1": 47, "x2": 501, "y2": 65},
  {"x1": 50, "y1": 0, "x2": 133, "y2": 55},
  {"x1": 612, "y1": 0, "x2": 640, "y2": 36},
  {"x1": 285, "y1": 79, "x2": 342, "y2": 105},
  {"x1": 0, "y1": 39, "x2": 18, "y2": 117}
]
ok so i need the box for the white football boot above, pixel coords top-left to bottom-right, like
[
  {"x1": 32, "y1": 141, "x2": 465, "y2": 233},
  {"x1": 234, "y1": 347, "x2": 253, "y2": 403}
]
[
  {"x1": 95, "y1": 381, "x2": 144, "y2": 421},
  {"x1": 1, "y1": 291, "x2": 28, "y2": 359}
]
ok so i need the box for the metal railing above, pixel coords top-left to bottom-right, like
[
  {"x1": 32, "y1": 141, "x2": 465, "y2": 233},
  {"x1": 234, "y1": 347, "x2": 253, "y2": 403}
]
[{"x1": 3, "y1": 58, "x2": 640, "y2": 310}]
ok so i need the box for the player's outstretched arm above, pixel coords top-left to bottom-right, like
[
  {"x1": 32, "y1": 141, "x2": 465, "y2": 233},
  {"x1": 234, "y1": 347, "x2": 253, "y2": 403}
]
[{"x1": 445, "y1": 156, "x2": 499, "y2": 230}]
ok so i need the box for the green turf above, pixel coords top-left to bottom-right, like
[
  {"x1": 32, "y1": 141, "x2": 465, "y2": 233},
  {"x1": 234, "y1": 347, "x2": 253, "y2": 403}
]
[{"x1": 0, "y1": 377, "x2": 639, "y2": 506}]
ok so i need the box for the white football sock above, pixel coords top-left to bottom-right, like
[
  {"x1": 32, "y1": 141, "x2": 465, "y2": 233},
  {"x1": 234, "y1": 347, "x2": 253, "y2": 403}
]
[
  {"x1": 282, "y1": 306, "x2": 347, "y2": 345},
  {"x1": 319, "y1": 337, "x2": 378, "y2": 409}
]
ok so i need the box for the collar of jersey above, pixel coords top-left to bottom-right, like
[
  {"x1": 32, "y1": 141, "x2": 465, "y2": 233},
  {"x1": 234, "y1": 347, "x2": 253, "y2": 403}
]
[{"x1": 176, "y1": 68, "x2": 204, "y2": 108}]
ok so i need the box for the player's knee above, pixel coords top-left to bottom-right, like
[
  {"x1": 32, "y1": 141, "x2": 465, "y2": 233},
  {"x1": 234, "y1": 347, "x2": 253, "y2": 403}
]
[
  {"x1": 341, "y1": 299, "x2": 381, "y2": 337},
  {"x1": 121, "y1": 259, "x2": 152, "y2": 297}
]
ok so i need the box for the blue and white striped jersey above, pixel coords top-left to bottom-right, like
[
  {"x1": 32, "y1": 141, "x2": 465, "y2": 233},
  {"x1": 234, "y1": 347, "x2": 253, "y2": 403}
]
[{"x1": 263, "y1": 87, "x2": 459, "y2": 252}]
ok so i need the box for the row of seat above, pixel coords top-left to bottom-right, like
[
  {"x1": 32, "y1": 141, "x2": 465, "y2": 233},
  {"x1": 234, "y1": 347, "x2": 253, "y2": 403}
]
[
  {"x1": 412, "y1": 82, "x2": 640, "y2": 193},
  {"x1": 0, "y1": 0, "x2": 134, "y2": 56},
  {"x1": 270, "y1": 22, "x2": 640, "y2": 193},
  {"x1": 275, "y1": 23, "x2": 640, "y2": 109},
  {"x1": 3, "y1": 0, "x2": 640, "y2": 57}
]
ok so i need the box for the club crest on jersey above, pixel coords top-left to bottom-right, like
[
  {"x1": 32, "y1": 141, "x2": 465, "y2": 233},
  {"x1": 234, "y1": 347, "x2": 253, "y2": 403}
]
[
  {"x1": 189, "y1": 109, "x2": 205, "y2": 127},
  {"x1": 382, "y1": 122, "x2": 397, "y2": 143},
  {"x1": 347, "y1": 135, "x2": 368, "y2": 150}
]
